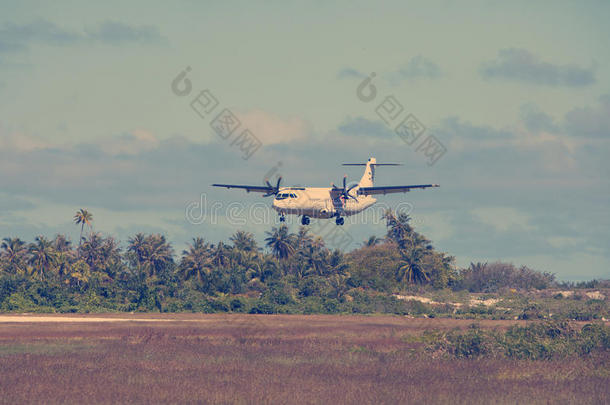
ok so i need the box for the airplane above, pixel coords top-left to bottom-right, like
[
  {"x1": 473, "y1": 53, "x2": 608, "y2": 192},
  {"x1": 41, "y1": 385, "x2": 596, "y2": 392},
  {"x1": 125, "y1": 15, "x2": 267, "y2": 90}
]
[{"x1": 212, "y1": 157, "x2": 439, "y2": 226}]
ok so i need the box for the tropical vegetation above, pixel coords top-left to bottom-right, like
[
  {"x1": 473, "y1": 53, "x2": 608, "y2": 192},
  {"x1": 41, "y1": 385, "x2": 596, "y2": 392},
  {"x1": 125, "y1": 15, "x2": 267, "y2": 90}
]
[{"x1": 0, "y1": 209, "x2": 607, "y2": 316}]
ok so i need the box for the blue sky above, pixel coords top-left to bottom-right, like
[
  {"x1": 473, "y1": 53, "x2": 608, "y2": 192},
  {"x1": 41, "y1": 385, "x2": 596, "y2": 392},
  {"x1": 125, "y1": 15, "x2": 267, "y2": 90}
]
[{"x1": 0, "y1": 0, "x2": 608, "y2": 280}]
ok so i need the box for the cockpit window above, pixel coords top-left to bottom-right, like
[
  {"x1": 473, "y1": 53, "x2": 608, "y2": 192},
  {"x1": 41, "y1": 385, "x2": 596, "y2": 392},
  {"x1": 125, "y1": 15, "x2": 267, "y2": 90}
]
[{"x1": 275, "y1": 193, "x2": 289, "y2": 200}]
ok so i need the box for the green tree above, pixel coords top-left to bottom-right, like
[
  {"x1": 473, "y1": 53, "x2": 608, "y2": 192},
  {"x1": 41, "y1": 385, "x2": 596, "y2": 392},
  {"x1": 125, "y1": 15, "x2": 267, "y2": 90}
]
[
  {"x1": 53, "y1": 234, "x2": 75, "y2": 279},
  {"x1": 382, "y1": 209, "x2": 413, "y2": 249},
  {"x1": 230, "y1": 231, "x2": 258, "y2": 252},
  {"x1": 1, "y1": 237, "x2": 27, "y2": 274},
  {"x1": 210, "y1": 241, "x2": 231, "y2": 269},
  {"x1": 362, "y1": 235, "x2": 382, "y2": 247},
  {"x1": 178, "y1": 237, "x2": 213, "y2": 283},
  {"x1": 28, "y1": 236, "x2": 57, "y2": 280},
  {"x1": 143, "y1": 234, "x2": 174, "y2": 277},
  {"x1": 79, "y1": 233, "x2": 122, "y2": 281},
  {"x1": 127, "y1": 233, "x2": 147, "y2": 265},
  {"x1": 127, "y1": 233, "x2": 174, "y2": 277},
  {"x1": 395, "y1": 243, "x2": 430, "y2": 285},
  {"x1": 80, "y1": 232, "x2": 104, "y2": 271},
  {"x1": 265, "y1": 225, "x2": 295, "y2": 260},
  {"x1": 73, "y1": 209, "x2": 93, "y2": 249}
]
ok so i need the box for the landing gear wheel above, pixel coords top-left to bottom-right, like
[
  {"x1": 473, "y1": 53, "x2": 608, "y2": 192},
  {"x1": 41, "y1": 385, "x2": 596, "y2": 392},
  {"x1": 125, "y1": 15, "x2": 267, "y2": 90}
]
[
  {"x1": 279, "y1": 215, "x2": 286, "y2": 222},
  {"x1": 335, "y1": 217, "x2": 344, "y2": 226},
  {"x1": 301, "y1": 216, "x2": 310, "y2": 226}
]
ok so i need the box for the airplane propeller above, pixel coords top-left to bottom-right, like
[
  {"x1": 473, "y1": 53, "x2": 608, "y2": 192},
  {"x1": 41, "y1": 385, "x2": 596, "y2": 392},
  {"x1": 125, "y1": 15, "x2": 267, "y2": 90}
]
[
  {"x1": 332, "y1": 175, "x2": 358, "y2": 202},
  {"x1": 263, "y1": 176, "x2": 282, "y2": 197}
]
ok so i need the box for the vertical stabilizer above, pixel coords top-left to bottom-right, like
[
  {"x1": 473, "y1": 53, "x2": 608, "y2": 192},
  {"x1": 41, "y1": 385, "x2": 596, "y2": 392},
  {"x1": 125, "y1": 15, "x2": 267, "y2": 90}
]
[
  {"x1": 358, "y1": 157, "x2": 376, "y2": 187},
  {"x1": 342, "y1": 158, "x2": 401, "y2": 188}
]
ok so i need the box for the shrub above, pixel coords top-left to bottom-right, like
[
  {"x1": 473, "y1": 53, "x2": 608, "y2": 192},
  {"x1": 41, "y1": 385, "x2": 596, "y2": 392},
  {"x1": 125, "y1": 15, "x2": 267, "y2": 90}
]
[
  {"x1": 457, "y1": 262, "x2": 555, "y2": 292},
  {"x1": 446, "y1": 325, "x2": 495, "y2": 358},
  {"x1": 230, "y1": 298, "x2": 244, "y2": 312},
  {"x1": 431, "y1": 321, "x2": 609, "y2": 359},
  {"x1": 249, "y1": 301, "x2": 276, "y2": 314}
]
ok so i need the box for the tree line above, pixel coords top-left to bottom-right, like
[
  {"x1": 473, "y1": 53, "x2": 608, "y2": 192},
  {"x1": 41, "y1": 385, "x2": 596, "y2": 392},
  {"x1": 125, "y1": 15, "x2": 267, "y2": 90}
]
[{"x1": 0, "y1": 209, "x2": 570, "y2": 313}]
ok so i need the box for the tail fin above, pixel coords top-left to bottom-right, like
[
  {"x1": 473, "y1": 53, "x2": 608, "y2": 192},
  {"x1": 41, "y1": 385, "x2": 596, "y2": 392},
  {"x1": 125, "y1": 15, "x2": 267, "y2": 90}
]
[{"x1": 342, "y1": 158, "x2": 402, "y2": 188}]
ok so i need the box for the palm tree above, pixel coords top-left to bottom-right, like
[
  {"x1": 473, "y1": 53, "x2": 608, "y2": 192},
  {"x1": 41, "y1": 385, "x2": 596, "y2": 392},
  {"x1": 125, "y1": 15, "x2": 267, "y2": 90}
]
[
  {"x1": 210, "y1": 241, "x2": 231, "y2": 269},
  {"x1": 53, "y1": 234, "x2": 72, "y2": 253},
  {"x1": 80, "y1": 232, "x2": 104, "y2": 272},
  {"x1": 127, "y1": 233, "x2": 174, "y2": 276},
  {"x1": 327, "y1": 272, "x2": 351, "y2": 299},
  {"x1": 144, "y1": 234, "x2": 174, "y2": 276},
  {"x1": 28, "y1": 236, "x2": 57, "y2": 280},
  {"x1": 153, "y1": 235, "x2": 175, "y2": 276},
  {"x1": 98, "y1": 236, "x2": 123, "y2": 280},
  {"x1": 362, "y1": 235, "x2": 381, "y2": 247},
  {"x1": 127, "y1": 233, "x2": 147, "y2": 265},
  {"x1": 248, "y1": 256, "x2": 278, "y2": 283},
  {"x1": 395, "y1": 242, "x2": 431, "y2": 285},
  {"x1": 300, "y1": 243, "x2": 326, "y2": 277},
  {"x1": 295, "y1": 226, "x2": 313, "y2": 248},
  {"x1": 68, "y1": 260, "x2": 91, "y2": 288},
  {"x1": 73, "y1": 209, "x2": 93, "y2": 249},
  {"x1": 265, "y1": 225, "x2": 295, "y2": 260},
  {"x1": 325, "y1": 250, "x2": 349, "y2": 276},
  {"x1": 382, "y1": 209, "x2": 413, "y2": 249},
  {"x1": 230, "y1": 231, "x2": 258, "y2": 252},
  {"x1": 1, "y1": 237, "x2": 27, "y2": 274},
  {"x1": 52, "y1": 234, "x2": 75, "y2": 278},
  {"x1": 178, "y1": 237, "x2": 213, "y2": 283}
]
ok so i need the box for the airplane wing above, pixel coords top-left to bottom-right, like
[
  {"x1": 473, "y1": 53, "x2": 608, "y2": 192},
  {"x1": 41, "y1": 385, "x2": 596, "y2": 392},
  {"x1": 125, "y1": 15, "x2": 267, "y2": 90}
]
[
  {"x1": 357, "y1": 184, "x2": 439, "y2": 195},
  {"x1": 212, "y1": 184, "x2": 274, "y2": 193}
]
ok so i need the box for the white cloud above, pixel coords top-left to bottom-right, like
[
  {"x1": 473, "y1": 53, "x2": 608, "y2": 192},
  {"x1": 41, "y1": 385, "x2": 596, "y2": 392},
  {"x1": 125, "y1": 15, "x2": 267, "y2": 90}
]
[
  {"x1": 97, "y1": 129, "x2": 160, "y2": 156},
  {"x1": 0, "y1": 129, "x2": 50, "y2": 151},
  {"x1": 417, "y1": 211, "x2": 455, "y2": 241},
  {"x1": 471, "y1": 206, "x2": 535, "y2": 232},
  {"x1": 236, "y1": 110, "x2": 311, "y2": 145},
  {"x1": 547, "y1": 236, "x2": 585, "y2": 249}
]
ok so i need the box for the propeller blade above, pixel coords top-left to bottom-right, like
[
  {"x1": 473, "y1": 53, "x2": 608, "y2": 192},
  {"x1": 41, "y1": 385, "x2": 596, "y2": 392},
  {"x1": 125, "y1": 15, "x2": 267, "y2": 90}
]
[
  {"x1": 262, "y1": 177, "x2": 282, "y2": 197},
  {"x1": 275, "y1": 177, "x2": 282, "y2": 192},
  {"x1": 343, "y1": 175, "x2": 347, "y2": 190}
]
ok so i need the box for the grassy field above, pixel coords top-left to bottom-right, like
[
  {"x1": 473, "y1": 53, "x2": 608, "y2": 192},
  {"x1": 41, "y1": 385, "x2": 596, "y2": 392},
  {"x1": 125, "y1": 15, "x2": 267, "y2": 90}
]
[{"x1": 0, "y1": 314, "x2": 608, "y2": 404}]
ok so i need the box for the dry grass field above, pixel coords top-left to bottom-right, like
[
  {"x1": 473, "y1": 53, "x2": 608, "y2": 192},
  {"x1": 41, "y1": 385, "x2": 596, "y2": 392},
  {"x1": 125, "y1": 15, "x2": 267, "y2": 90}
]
[{"x1": 0, "y1": 314, "x2": 608, "y2": 404}]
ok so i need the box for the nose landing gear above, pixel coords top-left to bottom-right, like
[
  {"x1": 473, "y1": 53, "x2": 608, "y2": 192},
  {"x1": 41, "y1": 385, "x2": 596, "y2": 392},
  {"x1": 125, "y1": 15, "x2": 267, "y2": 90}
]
[
  {"x1": 335, "y1": 217, "x2": 344, "y2": 226},
  {"x1": 301, "y1": 215, "x2": 310, "y2": 226},
  {"x1": 279, "y1": 214, "x2": 286, "y2": 222}
]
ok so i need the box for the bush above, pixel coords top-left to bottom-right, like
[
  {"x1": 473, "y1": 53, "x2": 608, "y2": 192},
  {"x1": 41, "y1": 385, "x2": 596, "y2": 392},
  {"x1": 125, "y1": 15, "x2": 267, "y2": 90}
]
[
  {"x1": 249, "y1": 301, "x2": 276, "y2": 314},
  {"x1": 230, "y1": 298, "x2": 244, "y2": 312},
  {"x1": 432, "y1": 321, "x2": 609, "y2": 359},
  {"x1": 446, "y1": 325, "x2": 495, "y2": 358},
  {"x1": 457, "y1": 262, "x2": 555, "y2": 292}
]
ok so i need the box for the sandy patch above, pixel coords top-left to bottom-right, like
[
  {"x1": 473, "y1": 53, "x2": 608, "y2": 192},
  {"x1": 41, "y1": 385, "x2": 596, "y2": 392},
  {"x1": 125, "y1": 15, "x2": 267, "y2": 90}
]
[
  {"x1": 394, "y1": 295, "x2": 441, "y2": 305},
  {"x1": 394, "y1": 295, "x2": 501, "y2": 308},
  {"x1": 585, "y1": 291, "x2": 605, "y2": 300},
  {"x1": 0, "y1": 315, "x2": 170, "y2": 323},
  {"x1": 470, "y1": 298, "x2": 501, "y2": 307}
]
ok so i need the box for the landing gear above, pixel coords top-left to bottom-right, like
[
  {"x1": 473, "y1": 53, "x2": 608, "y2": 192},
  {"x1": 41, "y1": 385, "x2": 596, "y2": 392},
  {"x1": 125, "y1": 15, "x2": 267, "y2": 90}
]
[
  {"x1": 301, "y1": 215, "x2": 310, "y2": 226},
  {"x1": 279, "y1": 214, "x2": 286, "y2": 222},
  {"x1": 335, "y1": 217, "x2": 344, "y2": 226}
]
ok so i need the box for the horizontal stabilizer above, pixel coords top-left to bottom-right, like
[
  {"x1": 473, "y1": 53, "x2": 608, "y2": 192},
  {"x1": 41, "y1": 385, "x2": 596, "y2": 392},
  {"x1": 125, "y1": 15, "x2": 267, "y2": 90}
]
[
  {"x1": 342, "y1": 163, "x2": 402, "y2": 166},
  {"x1": 358, "y1": 184, "x2": 439, "y2": 195}
]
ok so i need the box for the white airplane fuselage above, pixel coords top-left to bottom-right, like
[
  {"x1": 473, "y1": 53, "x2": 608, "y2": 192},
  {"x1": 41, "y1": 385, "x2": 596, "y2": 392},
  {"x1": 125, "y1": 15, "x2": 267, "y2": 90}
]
[
  {"x1": 212, "y1": 157, "x2": 439, "y2": 225},
  {"x1": 272, "y1": 187, "x2": 377, "y2": 219}
]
